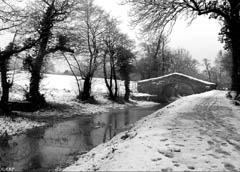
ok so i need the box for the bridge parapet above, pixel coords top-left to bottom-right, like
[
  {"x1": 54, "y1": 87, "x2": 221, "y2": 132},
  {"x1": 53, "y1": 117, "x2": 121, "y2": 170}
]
[{"x1": 138, "y1": 73, "x2": 216, "y2": 102}]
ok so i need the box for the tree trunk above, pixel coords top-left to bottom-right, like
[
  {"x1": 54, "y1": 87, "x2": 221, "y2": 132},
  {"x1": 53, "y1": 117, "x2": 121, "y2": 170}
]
[
  {"x1": 0, "y1": 58, "x2": 11, "y2": 114},
  {"x1": 28, "y1": 4, "x2": 53, "y2": 108},
  {"x1": 231, "y1": 42, "x2": 240, "y2": 94},
  {"x1": 103, "y1": 54, "x2": 114, "y2": 100},
  {"x1": 82, "y1": 74, "x2": 92, "y2": 101},
  {"x1": 28, "y1": 68, "x2": 45, "y2": 108},
  {"x1": 124, "y1": 74, "x2": 130, "y2": 101},
  {"x1": 161, "y1": 38, "x2": 166, "y2": 75},
  {"x1": 28, "y1": 52, "x2": 47, "y2": 108},
  {"x1": 112, "y1": 62, "x2": 118, "y2": 99},
  {"x1": 28, "y1": 27, "x2": 51, "y2": 108},
  {"x1": 229, "y1": 21, "x2": 240, "y2": 95}
]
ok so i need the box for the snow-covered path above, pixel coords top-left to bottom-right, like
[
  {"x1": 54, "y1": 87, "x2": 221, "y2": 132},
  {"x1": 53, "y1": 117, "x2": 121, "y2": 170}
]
[{"x1": 63, "y1": 90, "x2": 240, "y2": 171}]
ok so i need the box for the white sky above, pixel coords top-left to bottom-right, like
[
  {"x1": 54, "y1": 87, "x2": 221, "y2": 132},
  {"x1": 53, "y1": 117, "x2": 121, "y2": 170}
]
[
  {"x1": 0, "y1": 0, "x2": 224, "y2": 65},
  {"x1": 95, "y1": 0, "x2": 224, "y2": 65}
]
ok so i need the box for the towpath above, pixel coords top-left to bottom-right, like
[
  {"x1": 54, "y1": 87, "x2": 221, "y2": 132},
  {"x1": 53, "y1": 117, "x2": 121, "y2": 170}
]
[{"x1": 64, "y1": 91, "x2": 240, "y2": 171}]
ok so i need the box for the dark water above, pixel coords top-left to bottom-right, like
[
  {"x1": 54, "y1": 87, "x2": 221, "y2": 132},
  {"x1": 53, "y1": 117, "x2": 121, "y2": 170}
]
[{"x1": 0, "y1": 105, "x2": 164, "y2": 171}]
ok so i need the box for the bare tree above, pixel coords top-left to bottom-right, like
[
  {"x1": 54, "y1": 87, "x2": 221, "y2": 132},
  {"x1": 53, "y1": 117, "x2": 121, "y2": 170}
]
[
  {"x1": 62, "y1": 52, "x2": 82, "y2": 98},
  {"x1": 71, "y1": 0, "x2": 106, "y2": 101},
  {"x1": 116, "y1": 46, "x2": 135, "y2": 101},
  {"x1": 0, "y1": 1, "x2": 39, "y2": 114},
  {"x1": 0, "y1": 0, "x2": 24, "y2": 31},
  {"x1": 213, "y1": 50, "x2": 232, "y2": 89},
  {"x1": 170, "y1": 48, "x2": 199, "y2": 76},
  {"x1": 203, "y1": 58, "x2": 212, "y2": 82},
  {"x1": 19, "y1": 0, "x2": 77, "y2": 108},
  {"x1": 0, "y1": 35, "x2": 37, "y2": 114},
  {"x1": 102, "y1": 18, "x2": 120, "y2": 100},
  {"x1": 136, "y1": 47, "x2": 200, "y2": 79},
  {"x1": 126, "y1": 0, "x2": 240, "y2": 96},
  {"x1": 139, "y1": 35, "x2": 169, "y2": 78},
  {"x1": 102, "y1": 17, "x2": 133, "y2": 100}
]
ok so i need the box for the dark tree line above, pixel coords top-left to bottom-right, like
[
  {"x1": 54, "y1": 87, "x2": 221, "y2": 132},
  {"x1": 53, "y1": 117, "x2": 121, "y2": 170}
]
[
  {"x1": 126, "y1": 0, "x2": 240, "y2": 97},
  {"x1": 136, "y1": 37, "x2": 200, "y2": 80}
]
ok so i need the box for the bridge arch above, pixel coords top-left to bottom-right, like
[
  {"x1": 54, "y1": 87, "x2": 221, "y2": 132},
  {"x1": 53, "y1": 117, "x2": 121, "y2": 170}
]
[
  {"x1": 137, "y1": 73, "x2": 216, "y2": 102},
  {"x1": 161, "y1": 82, "x2": 195, "y2": 99}
]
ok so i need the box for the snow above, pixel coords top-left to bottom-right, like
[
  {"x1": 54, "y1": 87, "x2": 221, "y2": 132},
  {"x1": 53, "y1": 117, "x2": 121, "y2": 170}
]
[
  {"x1": 0, "y1": 117, "x2": 45, "y2": 136},
  {"x1": 7, "y1": 72, "x2": 157, "y2": 119},
  {"x1": 138, "y1": 72, "x2": 216, "y2": 85},
  {"x1": 11, "y1": 72, "x2": 138, "y2": 103},
  {"x1": 131, "y1": 92, "x2": 157, "y2": 97},
  {"x1": 1, "y1": 72, "x2": 157, "y2": 136},
  {"x1": 63, "y1": 90, "x2": 240, "y2": 171}
]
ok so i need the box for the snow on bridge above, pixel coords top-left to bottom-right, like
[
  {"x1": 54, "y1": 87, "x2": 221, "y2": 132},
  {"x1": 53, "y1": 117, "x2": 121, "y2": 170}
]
[{"x1": 137, "y1": 73, "x2": 216, "y2": 102}]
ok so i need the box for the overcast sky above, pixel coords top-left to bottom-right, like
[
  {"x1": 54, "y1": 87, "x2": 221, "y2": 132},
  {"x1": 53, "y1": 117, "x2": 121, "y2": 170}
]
[
  {"x1": 0, "y1": 0, "x2": 224, "y2": 65},
  {"x1": 95, "y1": 0, "x2": 224, "y2": 65}
]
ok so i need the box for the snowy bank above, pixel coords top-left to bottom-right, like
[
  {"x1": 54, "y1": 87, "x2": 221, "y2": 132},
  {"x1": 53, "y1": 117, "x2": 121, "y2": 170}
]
[
  {"x1": 10, "y1": 72, "x2": 158, "y2": 118},
  {"x1": 63, "y1": 90, "x2": 240, "y2": 171},
  {"x1": 1, "y1": 73, "x2": 158, "y2": 136},
  {"x1": 0, "y1": 117, "x2": 45, "y2": 136}
]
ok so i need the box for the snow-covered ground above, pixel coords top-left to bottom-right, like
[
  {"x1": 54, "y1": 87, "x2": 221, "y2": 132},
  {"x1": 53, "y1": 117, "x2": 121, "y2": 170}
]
[
  {"x1": 63, "y1": 90, "x2": 240, "y2": 171},
  {"x1": 0, "y1": 117, "x2": 45, "y2": 136},
  {"x1": 0, "y1": 72, "x2": 158, "y2": 136},
  {"x1": 10, "y1": 72, "x2": 138, "y2": 103},
  {"x1": 8, "y1": 72, "x2": 158, "y2": 118}
]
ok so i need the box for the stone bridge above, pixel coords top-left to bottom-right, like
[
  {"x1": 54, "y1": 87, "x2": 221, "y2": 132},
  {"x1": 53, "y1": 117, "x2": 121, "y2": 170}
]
[{"x1": 137, "y1": 73, "x2": 216, "y2": 102}]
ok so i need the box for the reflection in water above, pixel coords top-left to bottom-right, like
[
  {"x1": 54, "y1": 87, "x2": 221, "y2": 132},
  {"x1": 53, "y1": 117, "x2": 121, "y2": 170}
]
[{"x1": 0, "y1": 105, "x2": 163, "y2": 171}]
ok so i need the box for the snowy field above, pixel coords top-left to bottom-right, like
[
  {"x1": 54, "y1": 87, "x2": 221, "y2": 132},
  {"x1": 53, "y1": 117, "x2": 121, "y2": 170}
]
[
  {"x1": 11, "y1": 72, "x2": 138, "y2": 103},
  {"x1": 63, "y1": 90, "x2": 240, "y2": 171},
  {"x1": 0, "y1": 72, "x2": 158, "y2": 136},
  {"x1": 10, "y1": 72, "x2": 157, "y2": 115}
]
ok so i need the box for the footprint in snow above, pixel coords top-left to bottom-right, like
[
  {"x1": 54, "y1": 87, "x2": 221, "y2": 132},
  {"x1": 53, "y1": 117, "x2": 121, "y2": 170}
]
[
  {"x1": 151, "y1": 157, "x2": 162, "y2": 161},
  {"x1": 161, "y1": 168, "x2": 173, "y2": 172},
  {"x1": 160, "y1": 138, "x2": 168, "y2": 142},
  {"x1": 221, "y1": 142, "x2": 228, "y2": 147},
  {"x1": 207, "y1": 141, "x2": 215, "y2": 145},
  {"x1": 187, "y1": 166, "x2": 195, "y2": 170},
  {"x1": 158, "y1": 150, "x2": 174, "y2": 158},
  {"x1": 224, "y1": 163, "x2": 237, "y2": 171}
]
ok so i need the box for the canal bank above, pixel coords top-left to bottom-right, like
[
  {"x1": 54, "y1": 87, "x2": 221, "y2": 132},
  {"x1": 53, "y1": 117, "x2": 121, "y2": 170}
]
[
  {"x1": 0, "y1": 104, "x2": 164, "y2": 171},
  {"x1": 63, "y1": 91, "x2": 240, "y2": 172}
]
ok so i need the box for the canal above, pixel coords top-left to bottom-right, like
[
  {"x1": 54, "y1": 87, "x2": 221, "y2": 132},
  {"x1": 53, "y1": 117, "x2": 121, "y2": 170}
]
[{"x1": 0, "y1": 104, "x2": 165, "y2": 171}]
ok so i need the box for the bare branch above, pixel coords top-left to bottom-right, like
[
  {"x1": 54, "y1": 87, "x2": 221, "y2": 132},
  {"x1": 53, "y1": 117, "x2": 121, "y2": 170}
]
[{"x1": 126, "y1": 0, "x2": 232, "y2": 35}]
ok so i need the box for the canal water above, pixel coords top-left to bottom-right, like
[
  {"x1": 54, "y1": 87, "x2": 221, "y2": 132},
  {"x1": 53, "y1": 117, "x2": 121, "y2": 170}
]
[{"x1": 0, "y1": 104, "x2": 164, "y2": 171}]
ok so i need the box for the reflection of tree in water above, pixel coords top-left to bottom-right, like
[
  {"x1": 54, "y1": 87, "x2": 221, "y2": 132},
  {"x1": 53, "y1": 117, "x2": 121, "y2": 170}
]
[
  {"x1": 124, "y1": 109, "x2": 129, "y2": 126},
  {"x1": 103, "y1": 110, "x2": 130, "y2": 143},
  {"x1": 38, "y1": 120, "x2": 89, "y2": 168},
  {"x1": 1, "y1": 106, "x2": 163, "y2": 171},
  {"x1": 0, "y1": 134, "x2": 12, "y2": 169},
  {"x1": 103, "y1": 113, "x2": 113, "y2": 143},
  {"x1": 80, "y1": 118, "x2": 94, "y2": 150},
  {"x1": 26, "y1": 155, "x2": 42, "y2": 171}
]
